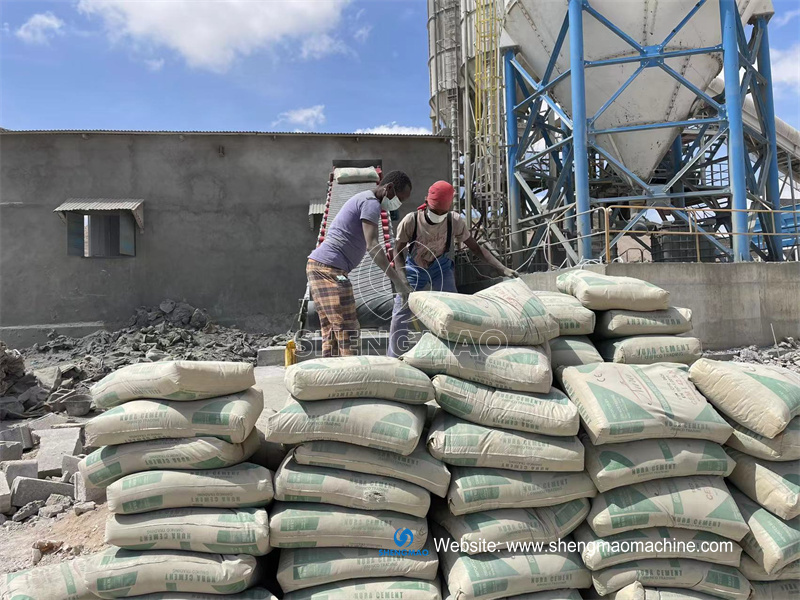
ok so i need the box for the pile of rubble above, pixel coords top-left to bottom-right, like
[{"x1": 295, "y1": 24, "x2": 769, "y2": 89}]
[
  {"x1": 705, "y1": 337, "x2": 800, "y2": 372},
  {"x1": 0, "y1": 300, "x2": 290, "y2": 419}
]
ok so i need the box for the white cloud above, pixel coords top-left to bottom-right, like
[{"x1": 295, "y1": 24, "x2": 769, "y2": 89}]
[
  {"x1": 15, "y1": 12, "x2": 64, "y2": 44},
  {"x1": 771, "y1": 44, "x2": 800, "y2": 94},
  {"x1": 77, "y1": 0, "x2": 350, "y2": 72},
  {"x1": 773, "y1": 8, "x2": 800, "y2": 27},
  {"x1": 355, "y1": 122, "x2": 431, "y2": 135},
  {"x1": 354, "y1": 25, "x2": 371, "y2": 44},
  {"x1": 144, "y1": 58, "x2": 164, "y2": 72},
  {"x1": 272, "y1": 105, "x2": 326, "y2": 130},
  {"x1": 300, "y1": 34, "x2": 351, "y2": 60}
]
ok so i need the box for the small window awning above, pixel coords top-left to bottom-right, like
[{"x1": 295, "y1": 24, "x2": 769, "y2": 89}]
[
  {"x1": 54, "y1": 199, "x2": 144, "y2": 232},
  {"x1": 308, "y1": 201, "x2": 325, "y2": 231}
]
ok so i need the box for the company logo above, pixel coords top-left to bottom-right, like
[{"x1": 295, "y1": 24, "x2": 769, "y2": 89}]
[{"x1": 394, "y1": 528, "x2": 414, "y2": 549}]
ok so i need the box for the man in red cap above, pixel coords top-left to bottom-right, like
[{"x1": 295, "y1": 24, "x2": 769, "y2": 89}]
[{"x1": 387, "y1": 180, "x2": 518, "y2": 357}]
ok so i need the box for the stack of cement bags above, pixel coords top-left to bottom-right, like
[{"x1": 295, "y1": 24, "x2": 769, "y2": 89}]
[
  {"x1": 563, "y1": 361, "x2": 754, "y2": 599},
  {"x1": 403, "y1": 279, "x2": 595, "y2": 598},
  {"x1": 558, "y1": 270, "x2": 702, "y2": 365},
  {"x1": 266, "y1": 356, "x2": 445, "y2": 599},
  {"x1": 690, "y1": 359, "x2": 800, "y2": 590},
  {"x1": 76, "y1": 361, "x2": 274, "y2": 597}
]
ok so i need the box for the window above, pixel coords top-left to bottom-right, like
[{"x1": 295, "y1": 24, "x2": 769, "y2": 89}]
[{"x1": 55, "y1": 199, "x2": 143, "y2": 258}]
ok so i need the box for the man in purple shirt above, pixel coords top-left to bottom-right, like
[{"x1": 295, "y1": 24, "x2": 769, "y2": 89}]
[{"x1": 307, "y1": 171, "x2": 414, "y2": 357}]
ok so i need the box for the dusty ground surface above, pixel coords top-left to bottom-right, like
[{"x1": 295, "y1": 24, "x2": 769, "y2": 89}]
[{"x1": 0, "y1": 503, "x2": 110, "y2": 575}]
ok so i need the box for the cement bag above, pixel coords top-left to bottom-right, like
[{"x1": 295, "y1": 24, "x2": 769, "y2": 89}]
[
  {"x1": 432, "y1": 498, "x2": 590, "y2": 554},
  {"x1": 582, "y1": 436, "x2": 735, "y2": 493},
  {"x1": 731, "y1": 487, "x2": 800, "y2": 574},
  {"x1": 79, "y1": 430, "x2": 260, "y2": 488},
  {"x1": 276, "y1": 539, "x2": 438, "y2": 592},
  {"x1": 402, "y1": 332, "x2": 552, "y2": 393},
  {"x1": 550, "y1": 337, "x2": 603, "y2": 372},
  {"x1": 84, "y1": 388, "x2": 263, "y2": 446},
  {"x1": 607, "y1": 585, "x2": 723, "y2": 600},
  {"x1": 409, "y1": 279, "x2": 560, "y2": 346},
  {"x1": 726, "y1": 449, "x2": 799, "y2": 520},
  {"x1": 594, "y1": 308, "x2": 693, "y2": 339},
  {"x1": 726, "y1": 416, "x2": 800, "y2": 461},
  {"x1": 688, "y1": 359, "x2": 800, "y2": 438},
  {"x1": 596, "y1": 336, "x2": 702, "y2": 365},
  {"x1": 273, "y1": 454, "x2": 430, "y2": 517},
  {"x1": 556, "y1": 271, "x2": 670, "y2": 311},
  {"x1": 447, "y1": 466, "x2": 597, "y2": 516},
  {"x1": 285, "y1": 356, "x2": 434, "y2": 403},
  {"x1": 121, "y1": 590, "x2": 277, "y2": 600},
  {"x1": 266, "y1": 397, "x2": 425, "y2": 456},
  {"x1": 282, "y1": 579, "x2": 441, "y2": 600},
  {"x1": 269, "y1": 501, "x2": 427, "y2": 550},
  {"x1": 439, "y1": 540, "x2": 592, "y2": 599},
  {"x1": 292, "y1": 440, "x2": 451, "y2": 497},
  {"x1": 82, "y1": 549, "x2": 257, "y2": 597},
  {"x1": 574, "y1": 524, "x2": 742, "y2": 571},
  {"x1": 591, "y1": 559, "x2": 750, "y2": 600},
  {"x1": 106, "y1": 463, "x2": 274, "y2": 515},
  {"x1": 473, "y1": 592, "x2": 583, "y2": 600},
  {"x1": 333, "y1": 166, "x2": 379, "y2": 183},
  {"x1": 750, "y1": 581, "x2": 800, "y2": 599},
  {"x1": 432, "y1": 375, "x2": 579, "y2": 436},
  {"x1": 91, "y1": 361, "x2": 255, "y2": 408},
  {"x1": 0, "y1": 558, "x2": 96, "y2": 600},
  {"x1": 738, "y1": 553, "x2": 800, "y2": 581},
  {"x1": 427, "y1": 411, "x2": 584, "y2": 472},
  {"x1": 561, "y1": 363, "x2": 732, "y2": 445},
  {"x1": 531, "y1": 291, "x2": 596, "y2": 335},
  {"x1": 106, "y1": 507, "x2": 270, "y2": 555},
  {"x1": 587, "y1": 476, "x2": 749, "y2": 540}
]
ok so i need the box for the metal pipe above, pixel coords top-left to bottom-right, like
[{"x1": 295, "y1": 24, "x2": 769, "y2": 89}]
[
  {"x1": 756, "y1": 15, "x2": 783, "y2": 261},
  {"x1": 462, "y1": 1, "x2": 472, "y2": 222},
  {"x1": 568, "y1": 0, "x2": 593, "y2": 260},
  {"x1": 671, "y1": 134, "x2": 686, "y2": 209},
  {"x1": 504, "y1": 48, "x2": 522, "y2": 264},
  {"x1": 720, "y1": 0, "x2": 751, "y2": 261}
]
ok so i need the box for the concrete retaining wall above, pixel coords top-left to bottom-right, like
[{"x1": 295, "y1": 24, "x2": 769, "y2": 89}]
[
  {"x1": 522, "y1": 262, "x2": 800, "y2": 350},
  {"x1": 0, "y1": 131, "x2": 450, "y2": 347}
]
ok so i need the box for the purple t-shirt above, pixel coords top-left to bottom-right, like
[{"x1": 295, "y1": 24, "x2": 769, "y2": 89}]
[{"x1": 309, "y1": 190, "x2": 382, "y2": 272}]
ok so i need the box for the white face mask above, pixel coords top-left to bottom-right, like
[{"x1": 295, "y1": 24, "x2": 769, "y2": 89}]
[
  {"x1": 426, "y1": 208, "x2": 447, "y2": 224},
  {"x1": 381, "y1": 194, "x2": 402, "y2": 212}
]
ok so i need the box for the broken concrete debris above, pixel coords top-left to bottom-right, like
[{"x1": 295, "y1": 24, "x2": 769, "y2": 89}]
[
  {"x1": 36, "y1": 428, "x2": 83, "y2": 478},
  {"x1": 0, "y1": 441, "x2": 23, "y2": 461},
  {"x1": 2, "y1": 459, "x2": 38, "y2": 486},
  {"x1": 12, "y1": 500, "x2": 45, "y2": 522},
  {"x1": 11, "y1": 477, "x2": 74, "y2": 507}
]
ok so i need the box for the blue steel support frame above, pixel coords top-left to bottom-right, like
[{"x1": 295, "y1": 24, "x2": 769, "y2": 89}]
[
  {"x1": 720, "y1": 0, "x2": 750, "y2": 261},
  {"x1": 503, "y1": 0, "x2": 784, "y2": 266},
  {"x1": 504, "y1": 49, "x2": 523, "y2": 264}
]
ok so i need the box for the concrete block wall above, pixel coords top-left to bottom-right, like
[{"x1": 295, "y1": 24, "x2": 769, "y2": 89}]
[
  {"x1": 522, "y1": 262, "x2": 800, "y2": 350},
  {"x1": 0, "y1": 131, "x2": 451, "y2": 347}
]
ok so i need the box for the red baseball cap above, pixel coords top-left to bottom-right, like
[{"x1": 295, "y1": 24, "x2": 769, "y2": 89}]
[{"x1": 423, "y1": 180, "x2": 455, "y2": 212}]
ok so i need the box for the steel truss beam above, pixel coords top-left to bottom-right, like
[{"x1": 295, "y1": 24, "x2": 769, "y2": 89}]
[{"x1": 504, "y1": 0, "x2": 784, "y2": 266}]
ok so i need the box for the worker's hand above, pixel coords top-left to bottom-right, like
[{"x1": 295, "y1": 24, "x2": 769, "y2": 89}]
[{"x1": 501, "y1": 267, "x2": 520, "y2": 278}]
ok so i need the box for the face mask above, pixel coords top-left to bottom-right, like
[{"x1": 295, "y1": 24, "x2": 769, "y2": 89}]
[
  {"x1": 427, "y1": 208, "x2": 447, "y2": 224},
  {"x1": 381, "y1": 192, "x2": 402, "y2": 212}
]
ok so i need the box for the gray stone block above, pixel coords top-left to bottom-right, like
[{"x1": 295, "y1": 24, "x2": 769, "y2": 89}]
[
  {"x1": 0, "y1": 424, "x2": 33, "y2": 450},
  {"x1": 12, "y1": 500, "x2": 44, "y2": 522},
  {"x1": 36, "y1": 428, "x2": 83, "y2": 477},
  {"x1": 0, "y1": 441, "x2": 23, "y2": 461},
  {"x1": 257, "y1": 346, "x2": 286, "y2": 366},
  {"x1": 73, "y1": 471, "x2": 105, "y2": 504},
  {"x1": 11, "y1": 477, "x2": 73, "y2": 507},
  {"x1": 28, "y1": 413, "x2": 70, "y2": 431},
  {"x1": 61, "y1": 454, "x2": 84, "y2": 480},
  {"x1": 0, "y1": 474, "x2": 10, "y2": 514},
  {"x1": 1, "y1": 459, "x2": 38, "y2": 486}
]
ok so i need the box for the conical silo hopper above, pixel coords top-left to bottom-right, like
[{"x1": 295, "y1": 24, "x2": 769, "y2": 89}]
[{"x1": 504, "y1": 0, "x2": 773, "y2": 183}]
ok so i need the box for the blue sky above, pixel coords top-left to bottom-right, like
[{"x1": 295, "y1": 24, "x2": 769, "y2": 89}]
[{"x1": 1, "y1": 0, "x2": 799, "y2": 133}]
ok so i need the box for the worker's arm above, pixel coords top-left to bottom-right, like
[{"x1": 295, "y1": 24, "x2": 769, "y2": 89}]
[
  {"x1": 394, "y1": 240, "x2": 409, "y2": 272},
  {"x1": 464, "y1": 237, "x2": 519, "y2": 278},
  {"x1": 363, "y1": 221, "x2": 413, "y2": 295}
]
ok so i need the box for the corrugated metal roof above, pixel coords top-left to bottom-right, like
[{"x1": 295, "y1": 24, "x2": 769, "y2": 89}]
[
  {"x1": 1, "y1": 129, "x2": 443, "y2": 139},
  {"x1": 308, "y1": 202, "x2": 326, "y2": 216},
  {"x1": 54, "y1": 199, "x2": 144, "y2": 212}
]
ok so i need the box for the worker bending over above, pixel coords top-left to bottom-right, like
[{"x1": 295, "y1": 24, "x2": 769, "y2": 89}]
[
  {"x1": 388, "y1": 180, "x2": 518, "y2": 357},
  {"x1": 307, "y1": 171, "x2": 414, "y2": 357}
]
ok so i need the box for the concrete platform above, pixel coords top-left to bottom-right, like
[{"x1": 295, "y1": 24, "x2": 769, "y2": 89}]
[{"x1": 254, "y1": 366, "x2": 288, "y2": 412}]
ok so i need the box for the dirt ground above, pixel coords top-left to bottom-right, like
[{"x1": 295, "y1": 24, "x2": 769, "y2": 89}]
[{"x1": 0, "y1": 503, "x2": 110, "y2": 575}]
